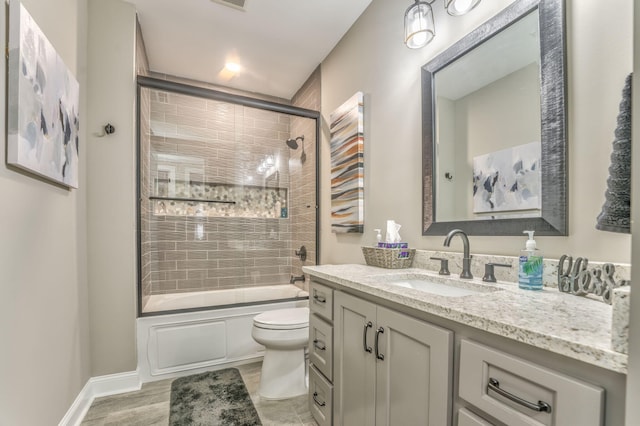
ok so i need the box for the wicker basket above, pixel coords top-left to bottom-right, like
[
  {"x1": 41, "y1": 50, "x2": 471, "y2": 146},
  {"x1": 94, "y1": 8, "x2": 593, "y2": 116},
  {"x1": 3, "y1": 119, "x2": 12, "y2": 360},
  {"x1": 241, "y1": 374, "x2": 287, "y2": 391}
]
[{"x1": 361, "y1": 246, "x2": 416, "y2": 269}]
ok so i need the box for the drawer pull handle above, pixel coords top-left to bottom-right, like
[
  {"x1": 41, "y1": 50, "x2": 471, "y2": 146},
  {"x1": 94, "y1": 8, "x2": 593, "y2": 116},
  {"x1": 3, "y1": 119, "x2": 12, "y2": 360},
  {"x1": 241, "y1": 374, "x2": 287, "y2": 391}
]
[
  {"x1": 313, "y1": 294, "x2": 326, "y2": 303},
  {"x1": 363, "y1": 321, "x2": 373, "y2": 353},
  {"x1": 487, "y1": 378, "x2": 552, "y2": 413},
  {"x1": 313, "y1": 339, "x2": 326, "y2": 351},
  {"x1": 375, "y1": 327, "x2": 385, "y2": 360},
  {"x1": 312, "y1": 391, "x2": 326, "y2": 407}
]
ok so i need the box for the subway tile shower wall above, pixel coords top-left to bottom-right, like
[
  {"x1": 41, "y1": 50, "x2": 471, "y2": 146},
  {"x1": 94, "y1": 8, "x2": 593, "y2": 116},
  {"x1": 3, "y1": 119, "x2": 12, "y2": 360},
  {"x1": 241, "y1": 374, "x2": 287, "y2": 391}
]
[
  {"x1": 289, "y1": 67, "x2": 320, "y2": 288},
  {"x1": 139, "y1": 75, "x2": 318, "y2": 302}
]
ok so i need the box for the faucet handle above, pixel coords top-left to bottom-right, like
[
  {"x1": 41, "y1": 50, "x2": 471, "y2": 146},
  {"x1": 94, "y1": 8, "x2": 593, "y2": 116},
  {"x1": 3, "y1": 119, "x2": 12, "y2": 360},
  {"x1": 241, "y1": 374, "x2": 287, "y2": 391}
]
[
  {"x1": 482, "y1": 263, "x2": 511, "y2": 283},
  {"x1": 430, "y1": 257, "x2": 450, "y2": 276}
]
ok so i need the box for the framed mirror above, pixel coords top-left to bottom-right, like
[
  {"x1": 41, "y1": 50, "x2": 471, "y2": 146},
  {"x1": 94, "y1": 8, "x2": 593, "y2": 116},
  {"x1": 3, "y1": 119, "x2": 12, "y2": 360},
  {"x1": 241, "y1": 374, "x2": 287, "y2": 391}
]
[{"x1": 422, "y1": 0, "x2": 567, "y2": 236}]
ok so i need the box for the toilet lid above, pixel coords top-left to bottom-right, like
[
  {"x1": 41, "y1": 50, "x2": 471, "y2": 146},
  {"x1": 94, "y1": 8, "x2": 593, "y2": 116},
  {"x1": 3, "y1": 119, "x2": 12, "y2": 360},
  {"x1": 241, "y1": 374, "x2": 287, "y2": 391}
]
[{"x1": 253, "y1": 307, "x2": 309, "y2": 330}]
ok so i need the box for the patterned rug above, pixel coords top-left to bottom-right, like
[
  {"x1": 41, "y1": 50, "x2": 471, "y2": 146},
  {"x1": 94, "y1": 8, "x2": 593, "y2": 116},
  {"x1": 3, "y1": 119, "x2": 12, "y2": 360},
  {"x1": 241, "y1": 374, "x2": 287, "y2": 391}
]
[{"x1": 169, "y1": 368, "x2": 262, "y2": 425}]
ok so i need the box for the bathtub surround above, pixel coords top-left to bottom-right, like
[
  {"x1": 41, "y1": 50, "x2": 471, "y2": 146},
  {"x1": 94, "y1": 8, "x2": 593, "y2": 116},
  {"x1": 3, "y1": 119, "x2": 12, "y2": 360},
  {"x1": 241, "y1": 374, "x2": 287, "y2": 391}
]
[
  {"x1": 169, "y1": 369, "x2": 261, "y2": 425},
  {"x1": 138, "y1": 78, "x2": 319, "y2": 312},
  {"x1": 140, "y1": 86, "x2": 296, "y2": 297}
]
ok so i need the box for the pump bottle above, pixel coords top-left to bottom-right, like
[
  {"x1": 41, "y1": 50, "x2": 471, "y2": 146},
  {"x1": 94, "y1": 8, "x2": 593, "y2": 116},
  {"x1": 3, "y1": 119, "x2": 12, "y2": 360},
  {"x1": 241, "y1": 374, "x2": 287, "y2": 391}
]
[{"x1": 519, "y1": 230, "x2": 543, "y2": 290}]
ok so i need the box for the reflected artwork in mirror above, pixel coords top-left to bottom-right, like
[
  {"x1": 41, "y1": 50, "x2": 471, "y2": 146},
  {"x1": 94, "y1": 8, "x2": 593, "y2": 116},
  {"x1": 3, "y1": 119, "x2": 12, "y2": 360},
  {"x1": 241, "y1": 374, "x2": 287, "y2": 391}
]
[{"x1": 422, "y1": 0, "x2": 567, "y2": 236}]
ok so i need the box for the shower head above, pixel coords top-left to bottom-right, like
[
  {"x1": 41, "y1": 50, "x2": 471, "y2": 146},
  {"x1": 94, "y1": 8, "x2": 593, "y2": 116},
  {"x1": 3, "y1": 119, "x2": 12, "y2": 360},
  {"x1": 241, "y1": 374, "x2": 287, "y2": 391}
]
[{"x1": 286, "y1": 135, "x2": 304, "y2": 150}]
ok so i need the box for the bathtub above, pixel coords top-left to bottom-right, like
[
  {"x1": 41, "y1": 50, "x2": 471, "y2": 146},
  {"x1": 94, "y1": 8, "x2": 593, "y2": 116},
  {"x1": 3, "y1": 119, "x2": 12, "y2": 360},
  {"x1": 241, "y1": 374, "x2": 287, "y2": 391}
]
[
  {"x1": 137, "y1": 284, "x2": 309, "y2": 382},
  {"x1": 143, "y1": 284, "x2": 309, "y2": 313}
]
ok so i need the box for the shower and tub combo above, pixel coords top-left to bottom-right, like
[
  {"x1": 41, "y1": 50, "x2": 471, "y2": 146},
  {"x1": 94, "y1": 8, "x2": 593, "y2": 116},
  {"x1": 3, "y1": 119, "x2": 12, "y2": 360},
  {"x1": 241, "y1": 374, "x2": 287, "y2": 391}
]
[{"x1": 136, "y1": 76, "x2": 319, "y2": 382}]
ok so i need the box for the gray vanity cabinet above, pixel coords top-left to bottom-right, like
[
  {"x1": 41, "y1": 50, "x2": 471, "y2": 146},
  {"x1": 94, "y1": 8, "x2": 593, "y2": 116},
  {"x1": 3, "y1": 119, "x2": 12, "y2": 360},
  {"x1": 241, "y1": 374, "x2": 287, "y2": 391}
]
[{"x1": 334, "y1": 290, "x2": 453, "y2": 426}]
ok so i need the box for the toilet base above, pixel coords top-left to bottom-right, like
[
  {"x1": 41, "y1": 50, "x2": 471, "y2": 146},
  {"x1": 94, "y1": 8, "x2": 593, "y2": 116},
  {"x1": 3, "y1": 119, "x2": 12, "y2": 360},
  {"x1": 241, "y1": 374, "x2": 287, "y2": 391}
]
[{"x1": 259, "y1": 348, "x2": 307, "y2": 400}]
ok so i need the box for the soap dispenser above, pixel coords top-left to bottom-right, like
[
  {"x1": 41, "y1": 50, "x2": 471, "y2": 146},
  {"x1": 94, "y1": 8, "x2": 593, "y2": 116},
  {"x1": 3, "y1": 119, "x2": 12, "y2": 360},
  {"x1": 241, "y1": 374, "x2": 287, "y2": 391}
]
[
  {"x1": 519, "y1": 230, "x2": 543, "y2": 290},
  {"x1": 374, "y1": 229, "x2": 382, "y2": 246}
]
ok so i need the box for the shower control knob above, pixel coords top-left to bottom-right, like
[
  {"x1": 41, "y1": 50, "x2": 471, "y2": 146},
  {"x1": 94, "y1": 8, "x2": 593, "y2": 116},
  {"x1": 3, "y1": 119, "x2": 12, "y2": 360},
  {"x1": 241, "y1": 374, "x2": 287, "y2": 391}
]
[{"x1": 295, "y1": 246, "x2": 307, "y2": 262}]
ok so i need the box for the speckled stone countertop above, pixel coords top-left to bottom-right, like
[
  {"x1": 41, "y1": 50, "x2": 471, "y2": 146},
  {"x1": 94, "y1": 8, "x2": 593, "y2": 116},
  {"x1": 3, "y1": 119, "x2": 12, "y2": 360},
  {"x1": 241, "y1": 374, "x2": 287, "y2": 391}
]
[{"x1": 303, "y1": 264, "x2": 628, "y2": 374}]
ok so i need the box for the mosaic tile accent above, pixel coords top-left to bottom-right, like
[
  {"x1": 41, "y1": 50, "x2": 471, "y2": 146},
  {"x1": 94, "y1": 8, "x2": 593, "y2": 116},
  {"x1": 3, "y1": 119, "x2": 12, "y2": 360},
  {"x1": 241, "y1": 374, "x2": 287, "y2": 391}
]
[{"x1": 153, "y1": 179, "x2": 288, "y2": 219}]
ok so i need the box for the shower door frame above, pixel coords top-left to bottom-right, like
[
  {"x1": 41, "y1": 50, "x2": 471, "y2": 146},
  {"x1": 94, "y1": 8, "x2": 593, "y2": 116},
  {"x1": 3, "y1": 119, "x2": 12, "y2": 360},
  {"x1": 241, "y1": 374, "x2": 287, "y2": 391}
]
[{"x1": 135, "y1": 76, "x2": 321, "y2": 317}]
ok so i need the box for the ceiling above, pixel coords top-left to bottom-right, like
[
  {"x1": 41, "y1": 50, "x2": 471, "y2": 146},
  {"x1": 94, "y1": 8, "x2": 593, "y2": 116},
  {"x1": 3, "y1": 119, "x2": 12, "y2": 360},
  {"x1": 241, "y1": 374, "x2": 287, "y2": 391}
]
[{"x1": 125, "y1": 0, "x2": 373, "y2": 100}]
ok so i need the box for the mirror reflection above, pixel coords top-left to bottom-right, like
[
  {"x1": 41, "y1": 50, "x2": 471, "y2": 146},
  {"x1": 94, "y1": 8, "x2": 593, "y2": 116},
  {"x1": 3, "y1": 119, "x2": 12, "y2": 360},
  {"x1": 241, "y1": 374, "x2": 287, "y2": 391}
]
[{"x1": 435, "y1": 10, "x2": 541, "y2": 222}]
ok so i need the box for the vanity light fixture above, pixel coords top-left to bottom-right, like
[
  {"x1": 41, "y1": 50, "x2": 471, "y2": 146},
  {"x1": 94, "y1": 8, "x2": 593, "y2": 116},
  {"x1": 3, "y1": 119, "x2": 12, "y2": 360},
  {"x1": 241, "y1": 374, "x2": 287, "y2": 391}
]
[
  {"x1": 445, "y1": 0, "x2": 481, "y2": 16},
  {"x1": 404, "y1": 0, "x2": 482, "y2": 49}
]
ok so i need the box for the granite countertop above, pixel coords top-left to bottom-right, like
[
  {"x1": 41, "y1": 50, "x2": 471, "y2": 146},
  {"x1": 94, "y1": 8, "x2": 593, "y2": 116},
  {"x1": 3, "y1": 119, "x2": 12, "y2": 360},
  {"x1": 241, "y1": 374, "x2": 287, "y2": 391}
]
[{"x1": 303, "y1": 264, "x2": 628, "y2": 374}]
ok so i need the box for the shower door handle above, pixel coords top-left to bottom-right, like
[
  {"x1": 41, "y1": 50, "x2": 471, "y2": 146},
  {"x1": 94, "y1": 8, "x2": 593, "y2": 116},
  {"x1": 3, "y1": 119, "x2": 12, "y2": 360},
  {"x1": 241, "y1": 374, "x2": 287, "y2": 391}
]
[{"x1": 363, "y1": 321, "x2": 373, "y2": 353}]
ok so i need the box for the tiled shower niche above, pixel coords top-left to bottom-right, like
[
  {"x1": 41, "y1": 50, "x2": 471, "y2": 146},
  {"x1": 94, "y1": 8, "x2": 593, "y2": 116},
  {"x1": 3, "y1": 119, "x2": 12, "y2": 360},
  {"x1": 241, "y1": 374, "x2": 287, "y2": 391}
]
[{"x1": 152, "y1": 178, "x2": 289, "y2": 219}]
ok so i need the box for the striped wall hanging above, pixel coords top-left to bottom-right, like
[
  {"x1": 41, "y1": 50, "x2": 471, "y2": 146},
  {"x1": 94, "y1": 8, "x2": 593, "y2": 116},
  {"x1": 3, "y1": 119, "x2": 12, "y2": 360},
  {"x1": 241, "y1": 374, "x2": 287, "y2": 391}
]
[{"x1": 329, "y1": 92, "x2": 364, "y2": 233}]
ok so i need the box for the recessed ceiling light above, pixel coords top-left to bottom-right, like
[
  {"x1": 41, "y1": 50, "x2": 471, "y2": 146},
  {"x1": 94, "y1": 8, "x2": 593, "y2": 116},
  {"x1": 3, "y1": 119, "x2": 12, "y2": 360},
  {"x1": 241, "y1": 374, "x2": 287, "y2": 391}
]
[{"x1": 225, "y1": 62, "x2": 241, "y2": 73}]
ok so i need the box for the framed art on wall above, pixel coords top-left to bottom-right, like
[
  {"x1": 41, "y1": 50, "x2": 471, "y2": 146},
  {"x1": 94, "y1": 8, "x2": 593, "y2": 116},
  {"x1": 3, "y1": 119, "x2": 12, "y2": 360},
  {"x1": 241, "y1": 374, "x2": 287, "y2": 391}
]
[
  {"x1": 329, "y1": 92, "x2": 364, "y2": 233},
  {"x1": 7, "y1": 0, "x2": 80, "y2": 188}
]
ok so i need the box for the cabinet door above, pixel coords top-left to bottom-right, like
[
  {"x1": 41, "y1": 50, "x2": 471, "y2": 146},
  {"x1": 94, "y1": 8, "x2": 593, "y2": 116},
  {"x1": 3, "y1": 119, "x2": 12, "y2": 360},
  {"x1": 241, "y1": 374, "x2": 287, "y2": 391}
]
[
  {"x1": 334, "y1": 291, "x2": 377, "y2": 426},
  {"x1": 375, "y1": 306, "x2": 453, "y2": 426}
]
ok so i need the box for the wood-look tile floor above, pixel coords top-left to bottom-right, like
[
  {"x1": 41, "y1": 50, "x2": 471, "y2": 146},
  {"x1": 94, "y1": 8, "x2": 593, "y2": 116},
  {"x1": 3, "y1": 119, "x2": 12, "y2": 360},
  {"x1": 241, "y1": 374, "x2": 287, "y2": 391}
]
[{"x1": 81, "y1": 362, "x2": 318, "y2": 426}]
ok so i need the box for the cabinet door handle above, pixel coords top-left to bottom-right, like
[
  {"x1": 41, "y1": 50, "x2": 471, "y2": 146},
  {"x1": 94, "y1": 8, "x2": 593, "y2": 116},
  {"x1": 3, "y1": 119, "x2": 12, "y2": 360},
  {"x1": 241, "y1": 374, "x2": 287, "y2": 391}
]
[
  {"x1": 363, "y1": 321, "x2": 373, "y2": 353},
  {"x1": 487, "y1": 378, "x2": 552, "y2": 413},
  {"x1": 313, "y1": 294, "x2": 326, "y2": 303},
  {"x1": 313, "y1": 339, "x2": 326, "y2": 351},
  {"x1": 312, "y1": 391, "x2": 326, "y2": 407},
  {"x1": 375, "y1": 327, "x2": 385, "y2": 360}
]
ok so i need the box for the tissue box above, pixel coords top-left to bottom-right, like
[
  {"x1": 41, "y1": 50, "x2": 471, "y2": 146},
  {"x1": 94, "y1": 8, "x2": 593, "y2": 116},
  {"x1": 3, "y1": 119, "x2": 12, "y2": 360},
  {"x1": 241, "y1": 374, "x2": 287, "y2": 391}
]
[{"x1": 362, "y1": 246, "x2": 415, "y2": 269}]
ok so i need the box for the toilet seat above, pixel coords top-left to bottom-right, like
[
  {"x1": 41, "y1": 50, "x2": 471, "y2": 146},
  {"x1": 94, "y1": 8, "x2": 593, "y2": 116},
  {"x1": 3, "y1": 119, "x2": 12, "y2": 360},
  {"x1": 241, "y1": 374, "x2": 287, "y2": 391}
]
[{"x1": 253, "y1": 307, "x2": 309, "y2": 330}]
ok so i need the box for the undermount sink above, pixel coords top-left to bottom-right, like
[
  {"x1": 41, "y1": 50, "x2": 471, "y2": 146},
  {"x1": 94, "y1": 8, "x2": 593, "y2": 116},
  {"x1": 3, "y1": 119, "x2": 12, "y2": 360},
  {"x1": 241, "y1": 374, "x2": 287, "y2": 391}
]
[{"x1": 381, "y1": 275, "x2": 501, "y2": 298}]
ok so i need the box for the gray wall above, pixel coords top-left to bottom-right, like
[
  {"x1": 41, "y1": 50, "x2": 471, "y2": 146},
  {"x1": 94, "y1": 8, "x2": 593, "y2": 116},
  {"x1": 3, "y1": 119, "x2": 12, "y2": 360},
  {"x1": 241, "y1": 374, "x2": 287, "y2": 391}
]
[
  {"x1": 0, "y1": 0, "x2": 90, "y2": 423},
  {"x1": 320, "y1": 0, "x2": 633, "y2": 263},
  {"x1": 625, "y1": 2, "x2": 640, "y2": 423},
  {"x1": 86, "y1": 0, "x2": 138, "y2": 376}
]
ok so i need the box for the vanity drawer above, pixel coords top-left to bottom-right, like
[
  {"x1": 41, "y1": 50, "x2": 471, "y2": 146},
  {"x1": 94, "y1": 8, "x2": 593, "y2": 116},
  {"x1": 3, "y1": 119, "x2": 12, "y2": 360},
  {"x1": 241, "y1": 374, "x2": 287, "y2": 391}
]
[
  {"x1": 310, "y1": 281, "x2": 334, "y2": 321},
  {"x1": 459, "y1": 339, "x2": 604, "y2": 426},
  {"x1": 458, "y1": 408, "x2": 494, "y2": 426},
  {"x1": 309, "y1": 364, "x2": 333, "y2": 426},
  {"x1": 309, "y1": 313, "x2": 333, "y2": 381}
]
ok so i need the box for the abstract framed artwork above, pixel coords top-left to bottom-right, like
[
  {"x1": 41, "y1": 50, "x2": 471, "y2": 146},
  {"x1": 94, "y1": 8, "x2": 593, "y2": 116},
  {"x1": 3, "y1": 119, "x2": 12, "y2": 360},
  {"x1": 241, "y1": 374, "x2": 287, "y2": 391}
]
[
  {"x1": 329, "y1": 92, "x2": 364, "y2": 233},
  {"x1": 472, "y1": 142, "x2": 541, "y2": 214},
  {"x1": 7, "y1": 0, "x2": 80, "y2": 188}
]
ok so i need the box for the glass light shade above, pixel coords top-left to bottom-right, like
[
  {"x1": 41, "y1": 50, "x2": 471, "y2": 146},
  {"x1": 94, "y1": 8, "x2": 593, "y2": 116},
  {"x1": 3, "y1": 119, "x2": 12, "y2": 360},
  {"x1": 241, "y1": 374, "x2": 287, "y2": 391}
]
[
  {"x1": 445, "y1": 0, "x2": 481, "y2": 16},
  {"x1": 404, "y1": 1, "x2": 435, "y2": 49}
]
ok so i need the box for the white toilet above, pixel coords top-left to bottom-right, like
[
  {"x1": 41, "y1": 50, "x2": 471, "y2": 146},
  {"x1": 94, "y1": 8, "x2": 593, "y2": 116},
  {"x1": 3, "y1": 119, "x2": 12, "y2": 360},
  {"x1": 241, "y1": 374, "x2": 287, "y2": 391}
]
[{"x1": 252, "y1": 307, "x2": 309, "y2": 399}]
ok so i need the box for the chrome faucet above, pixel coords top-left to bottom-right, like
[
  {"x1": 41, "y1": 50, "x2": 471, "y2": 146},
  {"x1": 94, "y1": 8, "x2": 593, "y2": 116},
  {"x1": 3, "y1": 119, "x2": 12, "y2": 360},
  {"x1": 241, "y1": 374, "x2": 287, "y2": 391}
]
[
  {"x1": 290, "y1": 274, "x2": 306, "y2": 284},
  {"x1": 443, "y1": 229, "x2": 473, "y2": 279}
]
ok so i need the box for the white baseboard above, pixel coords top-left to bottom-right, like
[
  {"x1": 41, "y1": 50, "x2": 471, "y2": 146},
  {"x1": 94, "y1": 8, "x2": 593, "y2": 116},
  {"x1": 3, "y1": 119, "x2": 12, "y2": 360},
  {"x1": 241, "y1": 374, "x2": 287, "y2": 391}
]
[{"x1": 58, "y1": 371, "x2": 141, "y2": 426}]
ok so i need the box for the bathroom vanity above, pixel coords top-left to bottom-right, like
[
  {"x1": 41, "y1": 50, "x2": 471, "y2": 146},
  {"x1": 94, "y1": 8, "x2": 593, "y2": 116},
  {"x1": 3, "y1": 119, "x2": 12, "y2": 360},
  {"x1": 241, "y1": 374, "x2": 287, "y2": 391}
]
[{"x1": 304, "y1": 264, "x2": 627, "y2": 426}]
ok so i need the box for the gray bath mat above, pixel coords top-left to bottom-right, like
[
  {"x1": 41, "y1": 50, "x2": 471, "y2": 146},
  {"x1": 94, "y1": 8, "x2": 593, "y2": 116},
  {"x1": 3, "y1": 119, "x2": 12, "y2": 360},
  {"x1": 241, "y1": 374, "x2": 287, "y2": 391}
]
[{"x1": 169, "y1": 368, "x2": 262, "y2": 426}]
